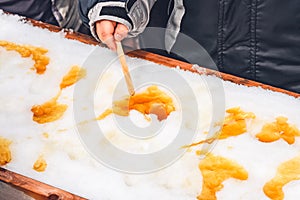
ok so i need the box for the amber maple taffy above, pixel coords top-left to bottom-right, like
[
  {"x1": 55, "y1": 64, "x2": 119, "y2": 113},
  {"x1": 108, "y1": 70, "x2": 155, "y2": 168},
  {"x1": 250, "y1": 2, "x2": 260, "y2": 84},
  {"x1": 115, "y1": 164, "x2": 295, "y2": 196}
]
[
  {"x1": 97, "y1": 85, "x2": 175, "y2": 121},
  {"x1": 0, "y1": 136, "x2": 12, "y2": 166},
  {"x1": 263, "y1": 154, "x2": 300, "y2": 200},
  {"x1": 184, "y1": 107, "x2": 255, "y2": 148},
  {"x1": 0, "y1": 40, "x2": 49, "y2": 74},
  {"x1": 197, "y1": 154, "x2": 248, "y2": 200},
  {"x1": 219, "y1": 107, "x2": 256, "y2": 139},
  {"x1": 33, "y1": 155, "x2": 47, "y2": 172},
  {"x1": 31, "y1": 65, "x2": 86, "y2": 124},
  {"x1": 256, "y1": 116, "x2": 300, "y2": 144},
  {"x1": 31, "y1": 93, "x2": 68, "y2": 124},
  {"x1": 59, "y1": 65, "x2": 86, "y2": 89}
]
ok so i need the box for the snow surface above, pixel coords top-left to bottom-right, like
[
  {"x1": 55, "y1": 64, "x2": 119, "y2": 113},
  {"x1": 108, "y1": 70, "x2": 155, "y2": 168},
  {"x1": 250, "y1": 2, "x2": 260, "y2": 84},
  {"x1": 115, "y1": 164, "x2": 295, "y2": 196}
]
[{"x1": 0, "y1": 11, "x2": 300, "y2": 200}]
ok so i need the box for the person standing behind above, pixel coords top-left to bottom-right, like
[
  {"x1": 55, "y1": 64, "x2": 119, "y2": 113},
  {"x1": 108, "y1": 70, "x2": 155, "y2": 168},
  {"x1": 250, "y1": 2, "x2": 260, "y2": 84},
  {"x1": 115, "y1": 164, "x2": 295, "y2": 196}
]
[
  {"x1": 0, "y1": 0, "x2": 89, "y2": 34},
  {"x1": 79, "y1": 0, "x2": 300, "y2": 93}
]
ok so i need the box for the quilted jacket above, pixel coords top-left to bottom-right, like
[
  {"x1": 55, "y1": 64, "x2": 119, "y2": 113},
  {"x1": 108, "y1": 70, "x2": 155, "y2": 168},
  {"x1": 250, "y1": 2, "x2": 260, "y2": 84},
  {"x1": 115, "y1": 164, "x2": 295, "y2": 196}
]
[
  {"x1": 79, "y1": 0, "x2": 300, "y2": 93},
  {"x1": 0, "y1": 0, "x2": 85, "y2": 32}
]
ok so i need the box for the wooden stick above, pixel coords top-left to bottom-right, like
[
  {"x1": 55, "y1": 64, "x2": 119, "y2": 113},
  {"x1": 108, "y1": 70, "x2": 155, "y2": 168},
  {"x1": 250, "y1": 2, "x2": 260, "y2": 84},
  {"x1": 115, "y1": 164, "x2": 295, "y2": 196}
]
[{"x1": 116, "y1": 41, "x2": 135, "y2": 96}]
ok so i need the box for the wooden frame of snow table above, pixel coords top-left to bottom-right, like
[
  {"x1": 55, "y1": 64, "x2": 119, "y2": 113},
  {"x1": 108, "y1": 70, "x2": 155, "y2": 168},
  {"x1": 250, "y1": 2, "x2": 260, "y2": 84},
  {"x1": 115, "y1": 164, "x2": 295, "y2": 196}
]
[{"x1": 0, "y1": 13, "x2": 299, "y2": 200}]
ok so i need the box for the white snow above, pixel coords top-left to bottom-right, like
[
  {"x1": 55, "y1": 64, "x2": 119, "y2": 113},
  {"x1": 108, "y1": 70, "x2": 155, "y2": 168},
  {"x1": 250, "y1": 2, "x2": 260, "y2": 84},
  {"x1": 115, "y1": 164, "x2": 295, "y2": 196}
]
[{"x1": 0, "y1": 10, "x2": 300, "y2": 200}]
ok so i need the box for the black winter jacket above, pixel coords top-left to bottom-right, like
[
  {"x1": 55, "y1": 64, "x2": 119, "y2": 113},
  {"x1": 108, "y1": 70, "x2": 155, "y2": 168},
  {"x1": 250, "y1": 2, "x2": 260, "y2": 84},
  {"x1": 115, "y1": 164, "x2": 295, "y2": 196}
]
[
  {"x1": 0, "y1": 0, "x2": 58, "y2": 25},
  {"x1": 80, "y1": 0, "x2": 300, "y2": 93},
  {"x1": 0, "y1": 0, "x2": 88, "y2": 34}
]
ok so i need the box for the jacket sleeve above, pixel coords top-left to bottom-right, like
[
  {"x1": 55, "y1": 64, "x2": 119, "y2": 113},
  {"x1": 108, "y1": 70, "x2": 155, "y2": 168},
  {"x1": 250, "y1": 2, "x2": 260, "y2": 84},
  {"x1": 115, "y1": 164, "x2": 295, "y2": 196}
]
[{"x1": 78, "y1": 0, "x2": 157, "y2": 41}]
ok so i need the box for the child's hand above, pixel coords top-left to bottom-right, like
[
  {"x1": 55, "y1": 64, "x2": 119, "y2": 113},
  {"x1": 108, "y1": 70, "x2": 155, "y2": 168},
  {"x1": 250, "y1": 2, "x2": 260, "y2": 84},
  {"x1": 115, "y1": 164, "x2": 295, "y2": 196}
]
[{"x1": 95, "y1": 20, "x2": 129, "y2": 51}]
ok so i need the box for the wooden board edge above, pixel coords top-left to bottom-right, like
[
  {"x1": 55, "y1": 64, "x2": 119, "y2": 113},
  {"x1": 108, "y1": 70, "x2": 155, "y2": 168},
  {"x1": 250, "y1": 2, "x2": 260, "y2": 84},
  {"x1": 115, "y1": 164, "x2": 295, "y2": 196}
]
[
  {"x1": 16, "y1": 13, "x2": 300, "y2": 98},
  {"x1": 126, "y1": 50, "x2": 300, "y2": 98},
  {"x1": 0, "y1": 167, "x2": 87, "y2": 200}
]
